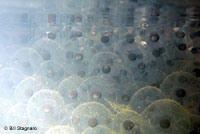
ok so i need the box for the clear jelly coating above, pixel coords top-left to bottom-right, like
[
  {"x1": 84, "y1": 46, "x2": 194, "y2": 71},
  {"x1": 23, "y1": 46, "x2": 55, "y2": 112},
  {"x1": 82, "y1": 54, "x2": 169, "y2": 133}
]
[
  {"x1": 9, "y1": 47, "x2": 43, "y2": 76},
  {"x1": 160, "y1": 71, "x2": 198, "y2": 104},
  {"x1": 27, "y1": 89, "x2": 66, "y2": 128},
  {"x1": 129, "y1": 86, "x2": 165, "y2": 113},
  {"x1": 70, "y1": 102, "x2": 113, "y2": 132},
  {"x1": 141, "y1": 99, "x2": 191, "y2": 134}
]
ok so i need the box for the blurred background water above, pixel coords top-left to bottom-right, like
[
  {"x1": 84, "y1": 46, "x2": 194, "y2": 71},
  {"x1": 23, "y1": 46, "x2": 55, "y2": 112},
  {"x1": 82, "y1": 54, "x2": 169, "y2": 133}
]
[{"x1": 0, "y1": 0, "x2": 200, "y2": 134}]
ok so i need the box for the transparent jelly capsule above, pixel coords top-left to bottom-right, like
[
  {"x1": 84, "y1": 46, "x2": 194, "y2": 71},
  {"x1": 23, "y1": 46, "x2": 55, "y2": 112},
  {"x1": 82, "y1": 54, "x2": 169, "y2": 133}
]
[
  {"x1": 32, "y1": 38, "x2": 60, "y2": 61},
  {"x1": 61, "y1": 34, "x2": 86, "y2": 48},
  {"x1": 82, "y1": 125, "x2": 114, "y2": 134},
  {"x1": 80, "y1": 75, "x2": 115, "y2": 88},
  {"x1": 89, "y1": 52, "x2": 131, "y2": 86},
  {"x1": 27, "y1": 89, "x2": 66, "y2": 128},
  {"x1": 160, "y1": 71, "x2": 198, "y2": 104},
  {"x1": 32, "y1": 75, "x2": 59, "y2": 90},
  {"x1": 89, "y1": 52, "x2": 121, "y2": 74},
  {"x1": 173, "y1": 119, "x2": 192, "y2": 134},
  {"x1": 54, "y1": 46, "x2": 74, "y2": 66},
  {"x1": 83, "y1": 31, "x2": 102, "y2": 43},
  {"x1": 114, "y1": 40, "x2": 145, "y2": 65},
  {"x1": 59, "y1": 22, "x2": 76, "y2": 45},
  {"x1": 145, "y1": 27, "x2": 169, "y2": 47},
  {"x1": 137, "y1": 69, "x2": 166, "y2": 88},
  {"x1": 128, "y1": 86, "x2": 165, "y2": 113},
  {"x1": 70, "y1": 102, "x2": 113, "y2": 132},
  {"x1": 14, "y1": 77, "x2": 45, "y2": 103},
  {"x1": 60, "y1": 37, "x2": 95, "y2": 62},
  {"x1": 5, "y1": 103, "x2": 30, "y2": 126},
  {"x1": 145, "y1": 46, "x2": 173, "y2": 73},
  {"x1": 154, "y1": 59, "x2": 188, "y2": 75},
  {"x1": 141, "y1": 99, "x2": 191, "y2": 134},
  {"x1": 0, "y1": 98, "x2": 13, "y2": 127},
  {"x1": 44, "y1": 125, "x2": 78, "y2": 134},
  {"x1": 0, "y1": 68, "x2": 24, "y2": 100},
  {"x1": 5, "y1": 103, "x2": 43, "y2": 133},
  {"x1": 79, "y1": 76, "x2": 119, "y2": 108},
  {"x1": 93, "y1": 31, "x2": 118, "y2": 52},
  {"x1": 117, "y1": 31, "x2": 136, "y2": 45},
  {"x1": 60, "y1": 104, "x2": 76, "y2": 126},
  {"x1": 180, "y1": 60, "x2": 200, "y2": 77},
  {"x1": 35, "y1": 61, "x2": 65, "y2": 86},
  {"x1": 54, "y1": 47, "x2": 86, "y2": 77},
  {"x1": 134, "y1": 79, "x2": 152, "y2": 87},
  {"x1": 114, "y1": 41, "x2": 152, "y2": 80},
  {"x1": 57, "y1": 75, "x2": 86, "y2": 107},
  {"x1": 55, "y1": 38, "x2": 93, "y2": 77},
  {"x1": 9, "y1": 47, "x2": 43, "y2": 76},
  {"x1": 80, "y1": 76, "x2": 116, "y2": 95},
  {"x1": 183, "y1": 93, "x2": 200, "y2": 116},
  {"x1": 111, "y1": 78, "x2": 151, "y2": 105},
  {"x1": 139, "y1": 17, "x2": 173, "y2": 51},
  {"x1": 142, "y1": 41, "x2": 175, "y2": 73},
  {"x1": 115, "y1": 82, "x2": 139, "y2": 105},
  {"x1": 153, "y1": 59, "x2": 200, "y2": 76},
  {"x1": 112, "y1": 109, "x2": 143, "y2": 134}
]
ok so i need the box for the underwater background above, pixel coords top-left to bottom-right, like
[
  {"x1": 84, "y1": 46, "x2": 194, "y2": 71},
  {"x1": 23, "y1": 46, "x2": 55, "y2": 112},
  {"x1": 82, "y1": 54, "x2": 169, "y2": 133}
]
[{"x1": 0, "y1": 0, "x2": 199, "y2": 134}]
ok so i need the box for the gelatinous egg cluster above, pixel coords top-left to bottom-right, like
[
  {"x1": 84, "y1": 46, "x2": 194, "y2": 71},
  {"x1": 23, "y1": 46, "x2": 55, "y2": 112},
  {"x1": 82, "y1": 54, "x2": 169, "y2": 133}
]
[{"x1": 0, "y1": 0, "x2": 199, "y2": 134}]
